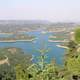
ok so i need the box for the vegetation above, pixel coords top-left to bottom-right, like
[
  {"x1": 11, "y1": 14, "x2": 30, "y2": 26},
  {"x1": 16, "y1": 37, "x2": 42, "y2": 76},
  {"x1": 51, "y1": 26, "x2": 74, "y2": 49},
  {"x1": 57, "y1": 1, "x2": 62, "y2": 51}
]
[
  {"x1": 15, "y1": 34, "x2": 36, "y2": 41},
  {"x1": 15, "y1": 48, "x2": 58, "y2": 80},
  {"x1": 49, "y1": 32, "x2": 69, "y2": 41},
  {"x1": 75, "y1": 28, "x2": 80, "y2": 43},
  {"x1": 1, "y1": 28, "x2": 80, "y2": 80},
  {"x1": 0, "y1": 47, "x2": 32, "y2": 80},
  {"x1": 0, "y1": 34, "x2": 36, "y2": 42}
]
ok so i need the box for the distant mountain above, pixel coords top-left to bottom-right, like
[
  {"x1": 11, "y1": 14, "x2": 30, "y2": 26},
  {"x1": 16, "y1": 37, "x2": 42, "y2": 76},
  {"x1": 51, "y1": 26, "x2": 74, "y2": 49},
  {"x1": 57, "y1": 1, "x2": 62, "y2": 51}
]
[{"x1": 0, "y1": 20, "x2": 52, "y2": 24}]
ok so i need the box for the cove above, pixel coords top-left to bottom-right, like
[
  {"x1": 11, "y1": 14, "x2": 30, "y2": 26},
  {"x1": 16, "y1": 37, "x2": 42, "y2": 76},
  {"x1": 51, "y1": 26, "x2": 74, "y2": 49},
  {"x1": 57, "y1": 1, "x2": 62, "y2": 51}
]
[{"x1": 0, "y1": 31, "x2": 65, "y2": 64}]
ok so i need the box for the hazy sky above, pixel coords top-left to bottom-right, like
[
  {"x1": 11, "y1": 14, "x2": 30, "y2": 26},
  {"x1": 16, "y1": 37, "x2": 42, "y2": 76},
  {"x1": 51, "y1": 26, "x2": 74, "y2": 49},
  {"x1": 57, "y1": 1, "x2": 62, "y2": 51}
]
[{"x1": 0, "y1": 0, "x2": 80, "y2": 22}]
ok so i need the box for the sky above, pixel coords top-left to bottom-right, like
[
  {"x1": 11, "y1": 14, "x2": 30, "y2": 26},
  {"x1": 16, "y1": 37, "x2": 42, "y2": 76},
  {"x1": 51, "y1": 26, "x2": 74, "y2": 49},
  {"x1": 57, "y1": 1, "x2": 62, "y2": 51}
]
[{"x1": 0, "y1": 0, "x2": 80, "y2": 22}]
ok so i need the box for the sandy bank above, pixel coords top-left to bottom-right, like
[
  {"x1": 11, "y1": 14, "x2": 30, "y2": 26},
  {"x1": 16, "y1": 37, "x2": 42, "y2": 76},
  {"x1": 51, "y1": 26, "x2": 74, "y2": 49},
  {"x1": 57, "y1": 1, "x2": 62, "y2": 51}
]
[
  {"x1": 56, "y1": 45, "x2": 69, "y2": 49},
  {"x1": 48, "y1": 40, "x2": 69, "y2": 43}
]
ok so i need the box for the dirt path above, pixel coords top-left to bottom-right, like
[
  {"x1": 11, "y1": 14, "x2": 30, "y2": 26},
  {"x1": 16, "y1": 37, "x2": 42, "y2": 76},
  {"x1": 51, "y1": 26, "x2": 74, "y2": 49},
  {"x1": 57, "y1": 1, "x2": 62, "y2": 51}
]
[{"x1": 0, "y1": 56, "x2": 10, "y2": 66}]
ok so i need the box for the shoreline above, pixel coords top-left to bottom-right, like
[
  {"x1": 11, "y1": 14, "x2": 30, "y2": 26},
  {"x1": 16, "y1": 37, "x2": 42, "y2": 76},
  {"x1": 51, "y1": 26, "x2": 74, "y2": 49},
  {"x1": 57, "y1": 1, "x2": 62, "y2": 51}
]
[
  {"x1": 0, "y1": 40, "x2": 16, "y2": 42},
  {"x1": 56, "y1": 45, "x2": 69, "y2": 49},
  {"x1": 16, "y1": 39, "x2": 35, "y2": 42},
  {"x1": 0, "y1": 33, "x2": 14, "y2": 35},
  {"x1": 48, "y1": 40, "x2": 69, "y2": 43},
  {"x1": 47, "y1": 28, "x2": 66, "y2": 33},
  {"x1": 0, "y1": 38, "x2": 36, "y2": 42}
]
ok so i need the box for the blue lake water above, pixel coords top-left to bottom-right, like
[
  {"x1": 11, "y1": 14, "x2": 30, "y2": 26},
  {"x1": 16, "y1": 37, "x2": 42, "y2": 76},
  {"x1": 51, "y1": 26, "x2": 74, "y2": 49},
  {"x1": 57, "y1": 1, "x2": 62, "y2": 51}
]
[{"x1": 0, "y1": 31, "x2": 65, "y2": 64}]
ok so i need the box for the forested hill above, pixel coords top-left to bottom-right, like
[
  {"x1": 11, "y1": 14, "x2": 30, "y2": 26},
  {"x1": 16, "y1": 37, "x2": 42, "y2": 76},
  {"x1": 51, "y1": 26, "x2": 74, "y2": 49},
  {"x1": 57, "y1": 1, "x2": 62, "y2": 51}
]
[{"x1": 0, "y1": 47, "x2": 32, "y2": 80}]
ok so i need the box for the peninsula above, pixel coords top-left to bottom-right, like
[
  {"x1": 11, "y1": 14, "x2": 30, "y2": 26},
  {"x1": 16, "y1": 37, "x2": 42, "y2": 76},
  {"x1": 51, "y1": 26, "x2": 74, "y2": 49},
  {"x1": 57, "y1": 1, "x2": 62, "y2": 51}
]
[{"x1": 0, "y1": 34, "x2": 36, "y2": 42}]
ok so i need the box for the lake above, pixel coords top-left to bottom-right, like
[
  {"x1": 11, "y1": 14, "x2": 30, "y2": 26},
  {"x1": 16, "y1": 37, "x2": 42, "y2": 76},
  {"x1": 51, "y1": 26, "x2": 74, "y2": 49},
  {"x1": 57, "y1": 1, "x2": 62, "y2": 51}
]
[{"x1": 0, "y1": 31, "x2": 65, "y2": 64}]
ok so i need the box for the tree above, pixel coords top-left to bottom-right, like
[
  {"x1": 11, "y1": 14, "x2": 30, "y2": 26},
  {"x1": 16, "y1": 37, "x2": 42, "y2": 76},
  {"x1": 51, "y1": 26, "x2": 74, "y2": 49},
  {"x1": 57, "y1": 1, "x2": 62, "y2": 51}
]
[{"x1": 75, "y1": 28, "x2": 80, "y2": 44}]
